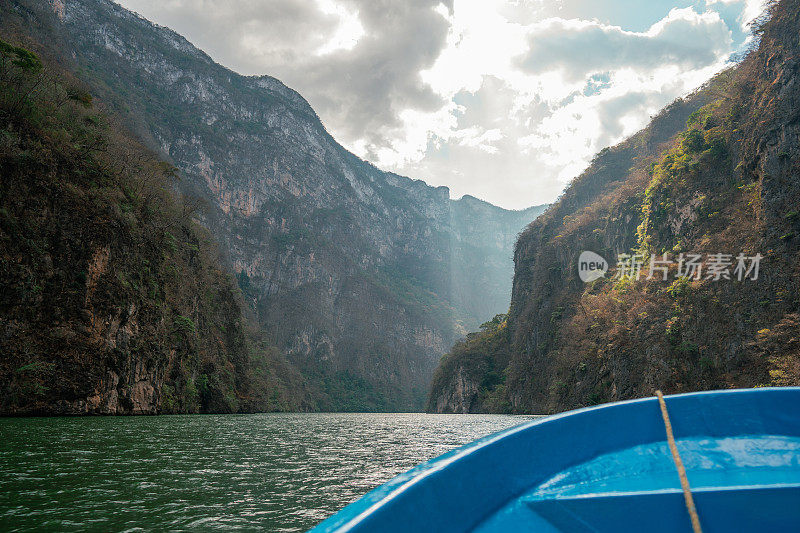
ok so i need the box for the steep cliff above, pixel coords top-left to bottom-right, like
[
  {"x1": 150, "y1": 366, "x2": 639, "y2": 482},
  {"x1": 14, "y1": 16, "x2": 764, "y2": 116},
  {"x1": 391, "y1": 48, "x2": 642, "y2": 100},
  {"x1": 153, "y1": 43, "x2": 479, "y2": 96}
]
[
  {"x1": 2, "y1": 0, "x2": 545, "y2": 411},
  {"x1": 427, "y1": 313, "x2": 512, "y2": 413},
  {"x1": 429, "y1": 0, "x2": 800, "y2": 414},
  {"x1": 0, "y1": 39, "x2": 303, "y2": 415}
]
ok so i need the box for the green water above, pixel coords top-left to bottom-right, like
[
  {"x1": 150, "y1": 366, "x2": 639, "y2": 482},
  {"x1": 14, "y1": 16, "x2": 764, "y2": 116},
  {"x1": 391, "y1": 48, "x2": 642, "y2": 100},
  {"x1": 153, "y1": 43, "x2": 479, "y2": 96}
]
[{"x1": 0, "y1": 413, "x2": 533, "y2": 531}]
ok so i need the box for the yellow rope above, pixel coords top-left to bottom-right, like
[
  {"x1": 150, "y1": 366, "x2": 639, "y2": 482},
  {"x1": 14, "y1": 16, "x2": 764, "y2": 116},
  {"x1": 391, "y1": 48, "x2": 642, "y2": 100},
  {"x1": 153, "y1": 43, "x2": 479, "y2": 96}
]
[{"x1": 655, "y1": 390, "x2": 703, "y2": 533}]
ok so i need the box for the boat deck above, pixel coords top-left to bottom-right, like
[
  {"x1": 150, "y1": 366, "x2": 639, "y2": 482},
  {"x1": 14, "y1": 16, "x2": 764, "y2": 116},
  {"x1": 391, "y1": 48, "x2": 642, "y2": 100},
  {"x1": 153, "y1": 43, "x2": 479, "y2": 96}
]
[{"x1": 482, "y1": 435, "x2": 800, "y2": 532}]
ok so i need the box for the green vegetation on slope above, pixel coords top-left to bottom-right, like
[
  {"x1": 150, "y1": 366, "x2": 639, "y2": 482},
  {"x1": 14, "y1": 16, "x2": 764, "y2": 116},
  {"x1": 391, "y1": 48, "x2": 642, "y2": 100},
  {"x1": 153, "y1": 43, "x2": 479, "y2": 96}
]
[
  {"x1": 0, "y1": 39, "x2": 304, "y2": 414},
  {"x1": 426, "y1": 314, "x2": 512, "y2": 413}
]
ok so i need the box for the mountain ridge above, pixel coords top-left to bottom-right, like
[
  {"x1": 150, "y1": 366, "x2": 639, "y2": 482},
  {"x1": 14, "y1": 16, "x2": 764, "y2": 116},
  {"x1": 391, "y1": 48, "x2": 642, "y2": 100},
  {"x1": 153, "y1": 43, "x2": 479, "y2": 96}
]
[{"x1": 1, "y1": 0, "x2": 546, "y2": 412}]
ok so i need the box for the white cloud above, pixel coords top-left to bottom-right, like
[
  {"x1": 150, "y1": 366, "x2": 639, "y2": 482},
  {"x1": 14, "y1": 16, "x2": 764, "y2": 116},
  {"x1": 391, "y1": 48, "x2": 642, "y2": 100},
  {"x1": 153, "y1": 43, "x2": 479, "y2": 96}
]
[
  {"x1": 380, "y1": 2, "x2": 739, "y2": 207},
  {"x1": 707, "y1": 0, "x2": 766, "y2": 29},
  {"x1": 516, "y1": 9, "x2": 732, "y2": 82},
  {"x1": 315, "y1": 0, "x2": 365, "y2": 55}
]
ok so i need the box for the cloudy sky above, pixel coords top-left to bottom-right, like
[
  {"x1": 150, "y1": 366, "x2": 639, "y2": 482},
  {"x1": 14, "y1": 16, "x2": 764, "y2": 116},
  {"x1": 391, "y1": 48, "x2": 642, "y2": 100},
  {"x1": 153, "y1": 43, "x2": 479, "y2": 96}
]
[{"x1": 116, "y1": 0, "x2": 764, "y2": 209}]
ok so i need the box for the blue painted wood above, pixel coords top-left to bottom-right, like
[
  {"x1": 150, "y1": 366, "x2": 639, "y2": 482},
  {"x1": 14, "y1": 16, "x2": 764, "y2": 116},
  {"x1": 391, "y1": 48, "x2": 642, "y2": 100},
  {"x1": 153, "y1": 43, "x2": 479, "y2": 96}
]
[
  {"x1": 311, "y1": 388, "x2": 800, "y2": 532},
  {"x1": 524, "y1": 484, "x2": 800, "y2": 532}
]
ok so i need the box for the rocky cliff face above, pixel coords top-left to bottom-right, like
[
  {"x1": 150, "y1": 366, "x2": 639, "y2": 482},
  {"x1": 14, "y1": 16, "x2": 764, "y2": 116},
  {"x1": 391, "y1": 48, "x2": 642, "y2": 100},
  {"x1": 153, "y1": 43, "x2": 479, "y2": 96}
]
[
  {"x1": 0, "y1": 36, "x2": 304, "y2": 414},
  {"x1": 427, "y1": 314, "x2": 512, "y2": 413},
  {"x1": 429, "y1": 367, "x2": 479, "y2": 414},
  {"x1": 3, "y1": 0, "x2": 544, "y2": 411},
  {"x1": 429, "y1": 0, "x2": 800, "y2": 414}
]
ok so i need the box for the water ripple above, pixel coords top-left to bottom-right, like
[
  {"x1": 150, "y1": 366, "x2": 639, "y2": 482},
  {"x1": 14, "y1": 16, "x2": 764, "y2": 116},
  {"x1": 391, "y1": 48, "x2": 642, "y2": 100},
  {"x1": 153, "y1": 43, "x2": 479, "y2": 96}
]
[{"x1": 0, "y1": 413, "x2": 534, "y2": 531}]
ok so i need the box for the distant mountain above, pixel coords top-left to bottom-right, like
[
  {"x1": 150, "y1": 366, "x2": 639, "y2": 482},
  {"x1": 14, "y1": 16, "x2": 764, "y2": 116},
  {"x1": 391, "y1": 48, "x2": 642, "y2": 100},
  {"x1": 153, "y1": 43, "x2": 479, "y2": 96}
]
[
  {"x1": 429, "y1": 0, "x2": 800, "y2": 414},
  {"x1": 0, "y1": 0, "x2": 545, "y2": 412}
]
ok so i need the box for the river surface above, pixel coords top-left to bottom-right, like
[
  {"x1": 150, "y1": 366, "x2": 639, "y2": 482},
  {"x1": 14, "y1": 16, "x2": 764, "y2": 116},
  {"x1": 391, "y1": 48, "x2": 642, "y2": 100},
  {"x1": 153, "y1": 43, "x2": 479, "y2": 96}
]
[{"x1": 0, "y1": 413, "x2": 536, "y2": 531}]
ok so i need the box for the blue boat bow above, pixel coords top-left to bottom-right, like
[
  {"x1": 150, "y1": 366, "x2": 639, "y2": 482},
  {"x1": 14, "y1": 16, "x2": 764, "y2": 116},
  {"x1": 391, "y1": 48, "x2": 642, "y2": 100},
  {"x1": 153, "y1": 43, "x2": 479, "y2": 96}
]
[{"x1": 311, "y1": 387, "x2": 800, "y2": 532}]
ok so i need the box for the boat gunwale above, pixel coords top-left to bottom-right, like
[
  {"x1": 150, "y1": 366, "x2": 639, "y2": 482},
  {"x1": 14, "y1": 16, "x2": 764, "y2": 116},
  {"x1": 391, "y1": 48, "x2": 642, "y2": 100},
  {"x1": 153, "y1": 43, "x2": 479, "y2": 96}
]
[{"x1": 311, "y1": 387, "x2": 800, "y2": 532}]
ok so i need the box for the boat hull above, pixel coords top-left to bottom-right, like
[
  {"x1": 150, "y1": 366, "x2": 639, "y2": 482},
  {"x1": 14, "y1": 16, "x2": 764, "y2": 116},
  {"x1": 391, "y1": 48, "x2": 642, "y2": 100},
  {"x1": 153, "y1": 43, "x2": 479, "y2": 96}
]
[{"x1": 311, "y1": 387, "x2": 800, "y2": 532}]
